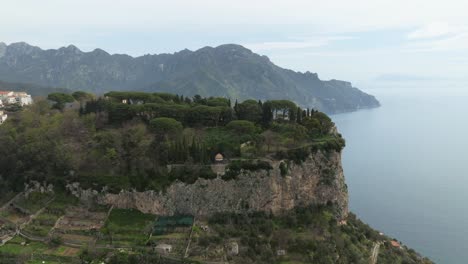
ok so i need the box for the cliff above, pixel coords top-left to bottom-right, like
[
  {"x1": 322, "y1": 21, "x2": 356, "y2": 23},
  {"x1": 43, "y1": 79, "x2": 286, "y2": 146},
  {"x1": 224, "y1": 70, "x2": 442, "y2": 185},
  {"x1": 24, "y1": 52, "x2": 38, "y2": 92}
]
[{"x1": 67, "y1": 150, "x2": 348, "y2": 220}]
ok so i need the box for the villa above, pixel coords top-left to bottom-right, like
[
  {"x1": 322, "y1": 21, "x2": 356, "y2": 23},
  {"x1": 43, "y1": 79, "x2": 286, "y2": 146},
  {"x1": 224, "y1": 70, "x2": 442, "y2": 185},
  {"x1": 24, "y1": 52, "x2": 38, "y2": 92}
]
[{"x1": 0, "y1": 91, "x2": 33, "y2": 106}]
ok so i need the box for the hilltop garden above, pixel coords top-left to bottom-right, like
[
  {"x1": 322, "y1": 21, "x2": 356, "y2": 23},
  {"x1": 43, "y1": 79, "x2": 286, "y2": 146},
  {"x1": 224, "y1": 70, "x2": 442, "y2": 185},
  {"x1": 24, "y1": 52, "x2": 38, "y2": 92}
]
[
  {"x1": 0, "y1": 91, "x2": 344, "y2": 193},
  {"x1": 0, "y1": 91, "x2": 434, "y2": 264}
]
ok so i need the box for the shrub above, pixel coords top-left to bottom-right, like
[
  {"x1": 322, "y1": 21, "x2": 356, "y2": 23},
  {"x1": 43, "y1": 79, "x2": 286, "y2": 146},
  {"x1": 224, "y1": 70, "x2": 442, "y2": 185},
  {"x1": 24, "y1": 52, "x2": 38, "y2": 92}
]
[
  {"x1": 279, "y1": 161, "x2": 289, "y2": 177},
  {"x1": 222, "y1": 160, "x2": 273, "y2": 180},
  {"x1": 226, "y1": 120, "x2": 257, "y2": 135},
  {"x1": 149, "y1": 117, "x2": 183, "y2": 137}
]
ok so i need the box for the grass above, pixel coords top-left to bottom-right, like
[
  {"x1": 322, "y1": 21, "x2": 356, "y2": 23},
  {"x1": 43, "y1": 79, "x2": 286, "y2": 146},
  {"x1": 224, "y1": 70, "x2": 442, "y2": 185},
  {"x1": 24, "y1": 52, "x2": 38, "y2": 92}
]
[
  {"x1": 151, "y1": 232, "x2": 187, "y2": 240},
  {"x1": 0, "y1": 208, "x2": 28, "y2": 224},
  {"x1": 14, "y1": 192, "x2": 54, "y2": 214},
  {"x1": 100, "y1": 208, "x2": 156, "y2": 246},
  {"x1": 106, "y1": 209, "x2": 155, "y2": 230},
  {"x1": 0, "y1": 236, "x2": 47, "y2": 255},
  {"x1": 22, "y1": 213, "x2": 59, "y2": 237},
  {"x1": 20, "y1": 192, "x2": 78, "y2": 238}
]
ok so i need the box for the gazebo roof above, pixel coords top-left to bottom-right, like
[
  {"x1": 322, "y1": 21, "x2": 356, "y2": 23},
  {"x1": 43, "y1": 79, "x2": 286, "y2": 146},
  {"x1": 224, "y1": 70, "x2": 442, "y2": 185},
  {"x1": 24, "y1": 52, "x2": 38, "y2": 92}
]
[{"x1": 215, "y1": 153, "x2": 224, "y2": 161}]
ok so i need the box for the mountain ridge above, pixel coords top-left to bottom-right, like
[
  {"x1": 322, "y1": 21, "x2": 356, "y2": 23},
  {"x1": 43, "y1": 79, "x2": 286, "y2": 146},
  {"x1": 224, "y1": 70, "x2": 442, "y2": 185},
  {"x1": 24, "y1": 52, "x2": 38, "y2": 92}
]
[{"x1": 0, "y1": 42, "x2": 380, "y2": 114}]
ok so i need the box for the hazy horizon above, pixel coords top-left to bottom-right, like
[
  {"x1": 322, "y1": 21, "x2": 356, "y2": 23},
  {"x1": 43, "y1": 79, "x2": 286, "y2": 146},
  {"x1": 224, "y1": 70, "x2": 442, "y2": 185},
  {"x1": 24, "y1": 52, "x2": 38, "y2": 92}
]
[{"x1": 3, "y1": 0, "x2": 468, "y2": 90}]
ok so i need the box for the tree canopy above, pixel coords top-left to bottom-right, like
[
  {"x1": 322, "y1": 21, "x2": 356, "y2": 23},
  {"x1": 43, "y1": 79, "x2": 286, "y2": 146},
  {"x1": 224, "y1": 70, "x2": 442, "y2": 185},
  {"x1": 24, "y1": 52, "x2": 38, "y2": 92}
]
[
  {"x1": 47, "y1": 92, "x2": 75, "y2": 110},
  {"x1": 149, "y1": 117, "x2": 183, "y2": 138}
]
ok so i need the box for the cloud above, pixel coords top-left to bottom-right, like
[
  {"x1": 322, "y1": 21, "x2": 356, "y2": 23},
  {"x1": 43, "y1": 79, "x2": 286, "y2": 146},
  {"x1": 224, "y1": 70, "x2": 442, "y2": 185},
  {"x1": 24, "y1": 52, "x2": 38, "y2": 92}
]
[
  {"x1": 375, "y1": 73, "x2": 445, "y2": 82},
  {"x1": 405, "y1": 22, "x2": 468, "y2": 52},
  {"x1": 405, "y1": 31, "x2": 468, "y2": 52},
  {"x1": 408, "y1": 22, "x2": 457, "y2": 40},
  {"x1": 245, "y1": 36, "x2": 353, "y2": 52}
]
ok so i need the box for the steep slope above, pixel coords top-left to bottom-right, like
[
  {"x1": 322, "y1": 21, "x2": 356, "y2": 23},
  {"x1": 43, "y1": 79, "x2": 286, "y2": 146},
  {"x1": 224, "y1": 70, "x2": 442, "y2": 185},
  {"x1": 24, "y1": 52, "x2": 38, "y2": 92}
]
[
  {"x1": 67, "y1": 150, "x2": 348, "y2": 220},
  {"x1": 0, "y1": 42, "x2": 379, "y2": 114}
]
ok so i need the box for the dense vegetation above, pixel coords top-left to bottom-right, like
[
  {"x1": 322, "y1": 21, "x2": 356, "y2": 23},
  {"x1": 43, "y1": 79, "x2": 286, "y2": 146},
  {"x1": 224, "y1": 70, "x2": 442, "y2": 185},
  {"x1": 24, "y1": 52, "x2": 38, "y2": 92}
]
[
  {"x1": 0, "y1": 91, "x2": 432, "y2": 264},
  {"x1": 0, "y1": 91, "x2": 343, "y2": 194},
  {"x1": 200, "y1": 206, "x2": 433, "y2": 264}
]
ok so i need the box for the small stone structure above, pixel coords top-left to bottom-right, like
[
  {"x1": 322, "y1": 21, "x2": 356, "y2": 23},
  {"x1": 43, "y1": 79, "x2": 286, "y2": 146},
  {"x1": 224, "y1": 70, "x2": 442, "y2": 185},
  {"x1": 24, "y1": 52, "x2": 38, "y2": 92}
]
[
  {"x1": 277, "y1": 249, "x2": 286, "y2": 256},
  {"x1": 155, "y1": 243, "x2": 172, "y2": 255},
  {"x1": 227, "y1": 241, "x2": 239, "y2": 256}
]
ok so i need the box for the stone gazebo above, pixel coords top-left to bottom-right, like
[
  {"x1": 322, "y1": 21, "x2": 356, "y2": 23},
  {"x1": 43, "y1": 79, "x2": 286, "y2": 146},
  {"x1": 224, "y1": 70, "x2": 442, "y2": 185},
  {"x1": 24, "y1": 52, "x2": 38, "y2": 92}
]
[{"x1": 212, "y1": 153, "x2": 226, "y2": 176}]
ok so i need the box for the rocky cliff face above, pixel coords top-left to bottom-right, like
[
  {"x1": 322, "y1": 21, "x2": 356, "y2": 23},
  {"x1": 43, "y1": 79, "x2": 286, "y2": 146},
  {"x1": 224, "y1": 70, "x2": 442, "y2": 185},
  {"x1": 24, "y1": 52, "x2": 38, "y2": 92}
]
[{"x1": 67, "y1": 150, "x2": 348, "y2": 219}]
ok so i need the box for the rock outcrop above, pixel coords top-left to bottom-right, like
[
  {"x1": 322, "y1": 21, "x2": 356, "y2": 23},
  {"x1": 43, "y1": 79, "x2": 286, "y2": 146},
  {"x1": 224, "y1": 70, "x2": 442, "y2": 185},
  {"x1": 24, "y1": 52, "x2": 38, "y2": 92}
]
[{"x1": 67, "y1": 150, "x2": 348, "y2": 219}]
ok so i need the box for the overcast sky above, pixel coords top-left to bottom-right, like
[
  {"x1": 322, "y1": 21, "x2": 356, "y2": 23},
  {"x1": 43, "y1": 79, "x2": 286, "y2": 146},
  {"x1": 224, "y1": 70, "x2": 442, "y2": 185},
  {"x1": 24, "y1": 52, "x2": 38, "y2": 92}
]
[{"x1": 2, "y1": 0, "x2": 468, "y2": 90}]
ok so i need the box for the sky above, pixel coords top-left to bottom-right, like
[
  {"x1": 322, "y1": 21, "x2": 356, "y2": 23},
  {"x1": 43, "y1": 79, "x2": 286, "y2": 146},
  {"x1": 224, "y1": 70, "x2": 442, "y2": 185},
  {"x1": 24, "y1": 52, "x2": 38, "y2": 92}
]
[{"x1": 2, "y1": 0, "x2": 468, "y2": 90}]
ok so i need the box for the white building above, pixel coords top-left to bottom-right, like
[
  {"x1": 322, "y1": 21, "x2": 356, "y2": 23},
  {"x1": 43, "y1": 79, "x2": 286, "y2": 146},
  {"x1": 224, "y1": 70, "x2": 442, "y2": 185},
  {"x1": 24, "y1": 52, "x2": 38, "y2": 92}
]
[
  {"x1": 15, "y1": 94, "x2": 33, "y2": 106},
  {"x1": 0, "y1": 111, "x2": 7, "y2": 125},
  {"x1": 0, "y1": 91, "x2": 14, "y2": 99},
  {"x1": 0, "y1": 91, "x2": 33, "y2": 106},
  {"x1": 5, "y1": 96, "x2": 17, "y2": 105}
]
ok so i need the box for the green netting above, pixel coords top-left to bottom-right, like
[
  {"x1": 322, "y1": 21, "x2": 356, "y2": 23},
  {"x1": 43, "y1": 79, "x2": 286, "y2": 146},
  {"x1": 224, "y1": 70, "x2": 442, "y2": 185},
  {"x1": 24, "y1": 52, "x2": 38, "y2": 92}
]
[{"x1": 153, "y1": 215, "x2": 194, "y2": 235}]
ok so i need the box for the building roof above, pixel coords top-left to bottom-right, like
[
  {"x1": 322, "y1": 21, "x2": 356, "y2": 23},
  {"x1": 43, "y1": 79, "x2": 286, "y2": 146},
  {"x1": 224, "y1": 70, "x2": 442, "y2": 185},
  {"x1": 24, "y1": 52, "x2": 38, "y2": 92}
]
[
  {"x1": 390, "y1": 240, "x2": 401, "y2": 247},
  {"x1": 215, "y1": 153, "x2": 224, "y2": 161},
  {"x1": 0, "y1": 91, "x2": 12, "y2": 95}
]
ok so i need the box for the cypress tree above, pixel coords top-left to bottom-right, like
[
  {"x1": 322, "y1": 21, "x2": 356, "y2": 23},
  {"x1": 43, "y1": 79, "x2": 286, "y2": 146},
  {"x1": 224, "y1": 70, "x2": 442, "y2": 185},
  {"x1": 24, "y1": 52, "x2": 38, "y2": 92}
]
[
  {"x1": 289, "y1": 107, "x2": 296, "y2": 122},
  {"x1": 234, "y1": 99, "x2": 239, "y2": 116},
  {"x1": 296, "y1": 107, "x2": 302, "y2": 123}
]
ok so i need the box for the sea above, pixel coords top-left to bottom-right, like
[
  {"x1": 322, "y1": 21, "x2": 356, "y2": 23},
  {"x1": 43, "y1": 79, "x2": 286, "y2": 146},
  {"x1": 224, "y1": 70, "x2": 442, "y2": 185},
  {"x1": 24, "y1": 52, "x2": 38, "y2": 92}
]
[{"x1": 332, "y1": 87, "x2": 468, "y2": 264}]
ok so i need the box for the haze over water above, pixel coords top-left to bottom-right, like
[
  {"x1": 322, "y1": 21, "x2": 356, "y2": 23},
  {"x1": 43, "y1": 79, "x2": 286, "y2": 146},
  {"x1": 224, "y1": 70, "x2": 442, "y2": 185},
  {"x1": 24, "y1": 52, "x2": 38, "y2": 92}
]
[{"x1": 333, "y1": 87, "x2": 468, "y2": 264}]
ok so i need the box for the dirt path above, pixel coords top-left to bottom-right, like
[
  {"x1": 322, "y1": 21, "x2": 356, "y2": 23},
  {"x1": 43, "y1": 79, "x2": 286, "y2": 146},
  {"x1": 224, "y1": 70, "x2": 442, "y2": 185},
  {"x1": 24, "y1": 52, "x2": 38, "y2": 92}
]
[{"x1": 370, "y1": 242, "x2": 381, "y2": 264}]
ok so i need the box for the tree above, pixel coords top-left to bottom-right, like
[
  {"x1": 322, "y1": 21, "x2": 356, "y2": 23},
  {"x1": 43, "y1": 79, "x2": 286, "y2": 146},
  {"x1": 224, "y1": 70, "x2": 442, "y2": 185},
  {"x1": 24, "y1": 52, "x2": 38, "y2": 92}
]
[
  {"x1": 236, "y1": 99, "x2": 262, "y2": 123},
  {"x1": 261, "y1": 102, "x2": 273, "y2": 126},
  {"x1": 296, "y1": 107, "x2": 302, "y2": 123},
  {"x1": 266, "y1": 100, "x2": 297, "y2": 120},
  {"x1": 262, "y1": 130, "x2": 281, "y2": 152},
  {"x1": 47, "y1": 92, "x2": 75, "y2": 110},
  {"x1": 302, "y1": 117, "x2": 321, "y2": 136},
  {"x1": 72, "y1": 91, "x2": 95, "y2": 102},
  {"x1": 226, "y1": 120, "x2": 257, "y2": 135},
  {"x1": 149, "y1": 117, "x2": 183, "y2": 139}
]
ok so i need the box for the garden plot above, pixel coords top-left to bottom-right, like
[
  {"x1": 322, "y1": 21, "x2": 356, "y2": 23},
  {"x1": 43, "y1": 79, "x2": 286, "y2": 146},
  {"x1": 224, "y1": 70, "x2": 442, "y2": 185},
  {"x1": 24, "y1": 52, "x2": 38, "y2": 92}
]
[
  {"x1": 0, "y1": 206, "x2": 30, "y2": 225},
  {"x1": 44, "y1": 245, "x2": 80, "y2": 257},
  {"x1": 0, "y1": 236, "x2": 76, "y2": 263},
  {"x1": 99, "y1": 208, "x2": 156, "y2": 247},
  {"x1": 149, "y1": 215, "x2": 194, "y2": 257},
  {"x1": 53, "y1": 206, "x2": 109, "y2": 245},
  {"x1": 55, "y1": 207, "x2": 108, "y2": 231},
  {"x1": 21, "y1": 193, "x2": 79, "y2": 238}
]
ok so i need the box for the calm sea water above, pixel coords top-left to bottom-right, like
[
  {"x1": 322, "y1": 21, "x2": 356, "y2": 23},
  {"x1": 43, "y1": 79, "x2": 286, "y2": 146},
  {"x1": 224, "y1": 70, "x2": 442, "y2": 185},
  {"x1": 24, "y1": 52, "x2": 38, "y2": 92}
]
[{"x1": 332, "y1": 90, "x2": 468, "y2": 264}]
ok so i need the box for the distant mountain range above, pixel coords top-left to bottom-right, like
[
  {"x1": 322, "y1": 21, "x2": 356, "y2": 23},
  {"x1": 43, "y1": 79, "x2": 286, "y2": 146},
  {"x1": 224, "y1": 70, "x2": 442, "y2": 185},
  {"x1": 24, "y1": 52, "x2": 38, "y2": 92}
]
[{"x1": 0, "y1": 42, "x2": 379, "y2": 114}]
